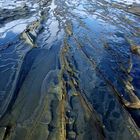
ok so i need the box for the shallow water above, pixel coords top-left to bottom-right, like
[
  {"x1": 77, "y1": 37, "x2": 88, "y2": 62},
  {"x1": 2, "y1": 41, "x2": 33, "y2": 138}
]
[{"x1": 0, "y1": 0, "x2": 140, "y2": 140}]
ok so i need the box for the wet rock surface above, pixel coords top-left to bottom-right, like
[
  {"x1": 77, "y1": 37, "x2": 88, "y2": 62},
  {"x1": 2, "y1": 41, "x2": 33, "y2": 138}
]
[{"x1": 0, "y1": 0, "x2": 140, "y2": 140}]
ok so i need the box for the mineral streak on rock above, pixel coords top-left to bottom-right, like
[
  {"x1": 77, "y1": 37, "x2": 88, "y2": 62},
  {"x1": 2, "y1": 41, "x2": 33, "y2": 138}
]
[
  {"x1": 0, "y1": 0, "x2": 140, "y2": 140},
  {"x1": 0, "y1": 127, "x2": 6, "y2": 140},
  {"x1": 131, "y1": 45, "x2": 140, "y2": 56},
  {"x1": 59, "y1": 40, "x2": 105, "y2": 140}
]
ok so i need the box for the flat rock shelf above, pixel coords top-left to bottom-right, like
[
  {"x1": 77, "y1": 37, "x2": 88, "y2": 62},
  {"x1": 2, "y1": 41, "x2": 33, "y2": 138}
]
[{"x1": 0, "y1": 0, "x2": 140, "y2": 140}]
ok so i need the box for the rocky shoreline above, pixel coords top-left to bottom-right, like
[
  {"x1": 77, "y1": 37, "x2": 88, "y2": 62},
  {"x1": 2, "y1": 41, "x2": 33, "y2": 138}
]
[{"x1": 0, "y1": 0, "x2": 140, "y2": 140}]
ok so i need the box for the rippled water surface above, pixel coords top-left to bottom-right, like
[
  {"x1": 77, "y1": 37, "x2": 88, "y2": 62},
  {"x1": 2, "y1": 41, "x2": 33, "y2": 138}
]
[{"x1": 0, "y1": 0, "x2": 140, "y2": 140}]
